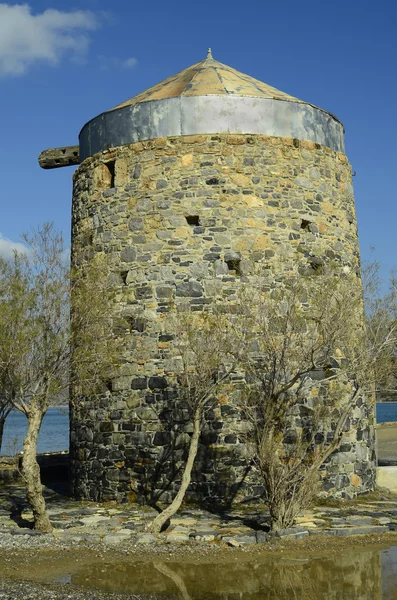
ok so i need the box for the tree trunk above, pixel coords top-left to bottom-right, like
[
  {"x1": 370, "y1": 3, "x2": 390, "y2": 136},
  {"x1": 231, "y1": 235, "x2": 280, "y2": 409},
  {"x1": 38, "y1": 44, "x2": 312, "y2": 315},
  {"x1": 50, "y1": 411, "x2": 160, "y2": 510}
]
[
  {"x1": 0, "y1": 407, "x2": 12, "y2": 453},
  {"x1": 0, "y1": 416, "x2": 5, "y2": 453},
  {"x1": 148, "y1": 409, "x2": 201, "y2": 534},
  {"x1": 22, "y1": 407, "x2": 53, "y2": 532},
  {"x1": 154, "y1": 562, "x2": 192, "y2": 600}
]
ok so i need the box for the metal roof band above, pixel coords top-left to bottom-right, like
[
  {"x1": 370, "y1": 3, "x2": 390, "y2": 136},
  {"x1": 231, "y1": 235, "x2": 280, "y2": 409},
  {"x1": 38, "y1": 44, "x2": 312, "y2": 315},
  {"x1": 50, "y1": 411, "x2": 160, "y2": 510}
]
[{"x1": 79, "y1": 95, "x2": 345, "y2": 161}]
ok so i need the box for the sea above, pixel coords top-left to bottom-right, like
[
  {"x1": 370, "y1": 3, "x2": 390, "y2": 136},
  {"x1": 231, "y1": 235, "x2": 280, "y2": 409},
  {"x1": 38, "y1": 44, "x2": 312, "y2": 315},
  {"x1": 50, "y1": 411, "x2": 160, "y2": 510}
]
[
  {"x1": 376, "y1": 402, "x2": 397, "y2": 424},
  {"x1": 1, "y1": 407, "x2": 69, "y2": 456},
  {"x1": 1, "y1": 402, "x2": 397, "y2": 456}
]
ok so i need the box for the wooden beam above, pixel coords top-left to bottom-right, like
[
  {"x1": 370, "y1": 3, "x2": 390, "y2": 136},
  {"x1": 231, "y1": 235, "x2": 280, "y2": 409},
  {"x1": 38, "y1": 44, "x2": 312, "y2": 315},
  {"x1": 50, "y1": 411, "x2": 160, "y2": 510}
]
[{"x1": 38, "y1": 145, "x2": 80, "y2": 169}]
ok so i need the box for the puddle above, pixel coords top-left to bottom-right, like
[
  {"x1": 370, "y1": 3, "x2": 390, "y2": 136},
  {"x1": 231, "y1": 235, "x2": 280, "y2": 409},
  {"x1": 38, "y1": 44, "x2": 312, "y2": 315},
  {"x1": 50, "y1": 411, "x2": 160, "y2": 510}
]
[{"x1": 67, "y1": 546, "x2": 397, "y2": 599}]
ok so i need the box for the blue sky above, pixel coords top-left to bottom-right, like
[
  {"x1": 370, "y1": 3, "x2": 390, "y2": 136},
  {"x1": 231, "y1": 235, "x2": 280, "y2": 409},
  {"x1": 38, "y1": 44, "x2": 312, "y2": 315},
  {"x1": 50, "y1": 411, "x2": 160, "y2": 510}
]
[{"x1": 0, "y1": 0, "x2": 396, "y2": 276}]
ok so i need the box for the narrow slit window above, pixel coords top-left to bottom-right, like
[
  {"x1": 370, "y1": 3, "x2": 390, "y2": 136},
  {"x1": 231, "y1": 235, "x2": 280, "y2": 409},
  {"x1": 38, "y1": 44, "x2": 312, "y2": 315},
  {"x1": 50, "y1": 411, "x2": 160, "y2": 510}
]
[
  {"x1": 105, "y1": 161, "x2": 116, "y2": 188},
  {"x1": 185, "y1": 215, "x2": 200, "y2": 226}
]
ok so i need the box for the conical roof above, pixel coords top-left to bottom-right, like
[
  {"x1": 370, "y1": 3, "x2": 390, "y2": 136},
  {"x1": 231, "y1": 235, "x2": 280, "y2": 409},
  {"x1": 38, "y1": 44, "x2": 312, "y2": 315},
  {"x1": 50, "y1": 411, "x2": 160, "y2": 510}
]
[
  {"x1": 109, "y1": 49, "x2": 305, "y2": 112},
  {"x1": 79, "y1": 51, "x2": 345, "y2": 161}
]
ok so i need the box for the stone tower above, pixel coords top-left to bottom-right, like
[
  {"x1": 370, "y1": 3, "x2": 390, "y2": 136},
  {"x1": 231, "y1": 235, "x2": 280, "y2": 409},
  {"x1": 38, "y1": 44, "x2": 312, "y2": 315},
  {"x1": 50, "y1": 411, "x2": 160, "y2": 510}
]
[{"x1": 40, "y1": 51, "x2": 375, "y2": 503}]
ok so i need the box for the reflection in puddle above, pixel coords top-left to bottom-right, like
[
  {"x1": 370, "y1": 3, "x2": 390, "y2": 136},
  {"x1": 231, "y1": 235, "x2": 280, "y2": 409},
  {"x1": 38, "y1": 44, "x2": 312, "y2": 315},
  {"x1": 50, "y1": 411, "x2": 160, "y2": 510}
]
[
  {"x1": 382, "y1": 547, "x2": 397, "y2": 598},
  {"x1": 70, "y1": 547, "x2": 394, "y2": 599}
]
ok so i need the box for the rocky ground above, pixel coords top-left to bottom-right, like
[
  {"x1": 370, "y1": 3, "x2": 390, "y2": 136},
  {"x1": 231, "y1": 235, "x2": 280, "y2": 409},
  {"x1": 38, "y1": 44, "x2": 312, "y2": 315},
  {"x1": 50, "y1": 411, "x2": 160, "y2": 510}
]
[{"x1": 1, "y1": 480, "x2": 397, "y2": 551}]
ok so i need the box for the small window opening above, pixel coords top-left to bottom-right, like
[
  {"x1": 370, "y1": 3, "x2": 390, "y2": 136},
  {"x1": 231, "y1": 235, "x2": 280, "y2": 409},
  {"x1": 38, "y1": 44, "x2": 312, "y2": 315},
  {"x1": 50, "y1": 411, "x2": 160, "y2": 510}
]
[
  {"x1": 309, "y1": 260, "x2": 323, "y2": 273},
  {"x1": 120, "y1": 271, "x2": 129, "y2": 285},
  {"x1": 126, "y1": 317, "x2": 145, "y2": 332},
  {"x1": 206, "y1": 177, "x2": 219, "y2": 185},
  {"x1": 83, "y1": 232, "x2": 93, "y2": 246},
  {"x1": 226, "y1": 259, "x2": 242, "y2": 276},
  {"x1": 105, "y1": 160, "x2": 116, "y2": 188},
  {"x1": 185, "y1": 215, "x2": 200, "y2": 226},
  {"x1": 300, "y1": 219, "x2": 311, "y2": 231}
]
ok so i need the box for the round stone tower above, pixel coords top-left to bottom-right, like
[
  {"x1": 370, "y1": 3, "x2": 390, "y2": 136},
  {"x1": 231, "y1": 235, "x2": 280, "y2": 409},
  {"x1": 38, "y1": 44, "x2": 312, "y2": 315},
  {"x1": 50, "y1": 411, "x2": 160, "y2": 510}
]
[{"x1": 69, "y1": 51, "x2": 376, "y2": 503}]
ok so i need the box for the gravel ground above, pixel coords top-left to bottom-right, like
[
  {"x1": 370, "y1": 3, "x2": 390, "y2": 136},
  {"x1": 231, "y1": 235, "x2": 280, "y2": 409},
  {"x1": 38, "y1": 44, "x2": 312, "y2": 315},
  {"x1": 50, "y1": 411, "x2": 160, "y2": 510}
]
[{"x1": 0, "y1": 579, "x2": 163, "y2": 600}]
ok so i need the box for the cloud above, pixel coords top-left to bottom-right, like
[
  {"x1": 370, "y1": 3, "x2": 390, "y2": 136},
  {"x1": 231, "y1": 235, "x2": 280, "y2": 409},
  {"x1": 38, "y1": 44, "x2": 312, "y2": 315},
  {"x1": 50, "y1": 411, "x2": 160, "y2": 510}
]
[
  {"x1": 0, "y1": 3, "x2": 99, "y2": 76},
  {"x1": 0, "y1": 234, "x2": 70, "y2": 264},
  {"x1": 0, "y1": 234, "x2": 29, "y2": 259},
  {"x1": 99, "y1": 55, "x2": 138, "y2": 71},
  {"x1": 122, "y1": 57, "x2": 138, "y2": 69}
]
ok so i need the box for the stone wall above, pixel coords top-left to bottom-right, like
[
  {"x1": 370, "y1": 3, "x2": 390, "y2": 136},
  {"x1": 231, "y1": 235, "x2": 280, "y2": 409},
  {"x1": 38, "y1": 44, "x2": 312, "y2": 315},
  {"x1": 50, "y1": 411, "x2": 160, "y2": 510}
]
[{"x1": 70, "y1": 133, "x2": 376, "y2": 504}]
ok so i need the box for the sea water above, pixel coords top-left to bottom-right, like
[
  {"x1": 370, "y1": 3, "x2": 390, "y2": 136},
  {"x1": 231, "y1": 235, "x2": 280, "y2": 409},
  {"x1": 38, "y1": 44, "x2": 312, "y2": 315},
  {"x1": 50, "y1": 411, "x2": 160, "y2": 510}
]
[
  {"x1": 376, "y1": 402, "x2": 397, "y2": 424},
  {"x1": 0, "y1": 407, "x2": 69, "y2": 456}
]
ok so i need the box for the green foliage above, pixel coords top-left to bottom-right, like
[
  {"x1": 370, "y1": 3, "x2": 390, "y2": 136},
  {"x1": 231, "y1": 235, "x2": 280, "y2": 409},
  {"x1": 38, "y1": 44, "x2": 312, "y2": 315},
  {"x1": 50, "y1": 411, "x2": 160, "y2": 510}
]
[
  {"x1": 234, "y1": 267, "x2": 384, "y2": 529},
  {"x1": 362, "y1": 260, "x2": 397, "y2": 398},
  {"x1": 167, "y1": 309, "x2": 238, "y2": 412},
  {"x1": 0, "y1": 223, "x2": 69, "y2": 416},
  {"x1": 70, "y1": 253, "x2": 122, "y2": 399},
  {"x1": 0, "y1": 224, "x2": 121, "y2": 413},
  {"x1": 0, "y1": 223, "x2": 122, "y2": 530}
]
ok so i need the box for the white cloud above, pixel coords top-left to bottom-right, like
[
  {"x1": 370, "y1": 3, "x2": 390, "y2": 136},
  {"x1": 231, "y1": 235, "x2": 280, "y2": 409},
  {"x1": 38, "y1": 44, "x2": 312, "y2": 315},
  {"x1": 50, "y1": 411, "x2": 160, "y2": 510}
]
[
  {"x1": 99, "y1": 55, "x2": 138, "y2": 71},
  {"x1": 0, "y1": 234, "x2": 29, "y2": 259},
  {"x1": 122, "y1": 57, "x2": 138, "y2": 69},
  {"x1": 0, "y1": 3, "x2": 99, "y2": 76}
]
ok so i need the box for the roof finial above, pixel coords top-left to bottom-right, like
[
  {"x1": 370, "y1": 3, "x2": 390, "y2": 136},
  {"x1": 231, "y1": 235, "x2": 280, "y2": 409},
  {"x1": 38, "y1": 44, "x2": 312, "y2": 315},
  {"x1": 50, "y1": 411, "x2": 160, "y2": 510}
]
[{"x1": 207, "y1": 48, "x2": 212, "y2": 59}]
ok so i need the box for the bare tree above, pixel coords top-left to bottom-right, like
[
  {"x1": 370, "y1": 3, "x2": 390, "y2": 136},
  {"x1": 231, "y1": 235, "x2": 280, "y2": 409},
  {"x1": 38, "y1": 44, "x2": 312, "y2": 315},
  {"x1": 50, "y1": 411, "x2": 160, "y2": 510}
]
[
  {"x1": 0, "y1": 225, "x2": 69, "y2": 530},
  {"x1": 0, "y1": 224, "x2": 120, "y2": 531},
  {"x1": 148, "y1": 309, "x2": 238, "y2": 534},
  {"x1": 363, "y1": 259, "x2": 397, "y2": 399},
  {"x1": 235, "y1": 266, "x2": 397, "y2": 531}
]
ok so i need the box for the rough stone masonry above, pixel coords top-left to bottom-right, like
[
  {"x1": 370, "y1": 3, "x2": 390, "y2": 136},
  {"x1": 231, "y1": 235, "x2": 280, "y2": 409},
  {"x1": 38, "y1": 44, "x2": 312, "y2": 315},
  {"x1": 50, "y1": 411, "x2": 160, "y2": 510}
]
[{"x1": 40, "y1": 52, "x2": 376, "y2": 505}]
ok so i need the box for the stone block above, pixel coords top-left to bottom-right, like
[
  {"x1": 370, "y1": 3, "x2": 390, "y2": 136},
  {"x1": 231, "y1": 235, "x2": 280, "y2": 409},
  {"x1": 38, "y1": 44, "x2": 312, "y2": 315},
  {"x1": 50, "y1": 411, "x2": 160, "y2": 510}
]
[
  {"x1": 112, "y1": 377, "x2": 132, "y2": 391},
  {"x1": 129, "y1": 217, "x2": 144, "y2": 231},
  {"x1": 148, "y1": 376, "x2": 167, "y2": 390},
  {"x1": 271, "y1": 527, "x2": 309, "y2": 540},
  {"x1": 136, "y1": 533, "x2": 157, "y2": 545},
  {"x1": 165, "y1": 532, "x2": 190, "y2": 543},
  {"x1": 256, "y1": 531, "x2": 268, "y2": 544},
  {"x1": 131, "y1": 378, "x2": 148, "y2": 390},
  {"x1": 176, "y1": 281, "x2": 203, "y2": 297},
  {"x1": 330, "y1": 526, "x2": 388, "y2": 537}
]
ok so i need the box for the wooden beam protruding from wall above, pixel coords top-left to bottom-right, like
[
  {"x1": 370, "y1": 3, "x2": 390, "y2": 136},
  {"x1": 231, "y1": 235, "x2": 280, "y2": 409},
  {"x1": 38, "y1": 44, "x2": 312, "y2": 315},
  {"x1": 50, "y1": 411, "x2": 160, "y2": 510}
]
[{"x1": 38, "y1": 146, "x2": 80, "y2": 169}]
